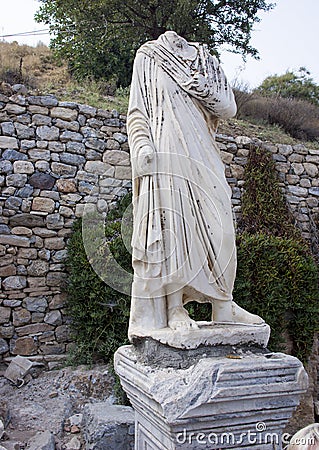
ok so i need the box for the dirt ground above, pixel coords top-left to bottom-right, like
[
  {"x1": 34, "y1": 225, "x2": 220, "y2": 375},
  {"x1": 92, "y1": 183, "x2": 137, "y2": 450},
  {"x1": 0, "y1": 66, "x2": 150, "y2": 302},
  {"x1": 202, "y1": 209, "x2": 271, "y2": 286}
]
[{"x1": 0, "y1": 362, "x2": 115, "y2": 450}]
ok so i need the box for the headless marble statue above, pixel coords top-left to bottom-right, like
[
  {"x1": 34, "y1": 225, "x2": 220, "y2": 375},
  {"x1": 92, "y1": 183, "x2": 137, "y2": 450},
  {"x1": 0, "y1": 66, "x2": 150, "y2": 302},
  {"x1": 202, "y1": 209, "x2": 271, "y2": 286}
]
[{"x1": 127, "y1": 31, "x2": 264, "y2": 343}]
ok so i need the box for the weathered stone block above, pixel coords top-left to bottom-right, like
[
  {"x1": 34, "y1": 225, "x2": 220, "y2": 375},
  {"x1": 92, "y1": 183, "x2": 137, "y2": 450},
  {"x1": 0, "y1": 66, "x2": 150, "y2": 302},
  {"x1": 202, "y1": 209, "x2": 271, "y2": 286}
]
[
  {"x1": 27, "y1": 431, "x2": 56, "y2": 450},
  {"x1": 29, "y1": 172, "x2": 55, "y2": 189},
  {"x1": 60, "y1": 131, "x2": 83, "y2": 142},
  {"x1": 0, "y1": 160, "x2": 13, "y2": 173},
  {"x1": 54, "y1": 118, "x2": 80, "y2": 132},
  {"x1": 27, "y1": 260, "x2": 50, "y2": 276},
  {"x1": 287, "y1": 186, "x2": 308, "y2": 197},
  {"x1": 56, "y1": 179, "x2": 77, "y2": 193},
  {"x1": 15, "y1": 122, "x2": 35, "y2": 139},
  {"x1": 46, "y1": 271, "x2": 67, "y2": 286},
  {"x1": 304, "y1": 162, "x2": 318, "y2": 177},
  {"x1": 0, "y1": 307, "x2": 11, "y2": 324},
  {"x1": 51, "y1": 162, "x2": 77, "y2": 177},
  {"x1": 115, "y1": 166, "x2": 132, "y2": 180},
  {"x1": 36, "y1": 125, "x2": 60, "y2": 141},
  {"x1": 83, "y1": 403, "x2": 134, "y2": 450},
  {"x1": 55, "y1": 325, "x2": 71, "y2": 343},
  {"x1": 105, "y1": 139, "x2": 120, "y2": 150},
  {"x1": 0, "y1": 265, "x2": 16, "y2": 277},
  {"x1": 5, "y1": 104, "x2": 26, "y2": 114},
  {"x1": 44, "y1": 310, "x2": 62, "y2": 326},
  {"x1": 49, "y1": 293, "x2": 67, "y2": 310},
  {"x1": 44, "y1": 237, "x2": 65, "y2": 250},
  {"x1": 46, "y1": 213, "x2": 64, "y2": 230},
  {"x1": 0, "y1": 325, "x2": 14, "y2": 339},
  {"x1": 60, "y1": 152, "x2": 86, "y2": 166},
  {"x1": 13, "y1": 160, "x2": 35, "y2": 174},
  {"x1": 51, "y1": 107, "x2": 78, "y2": 121},
  {"x1": 13, "y1": 308, "x2": 32, "y2": 327},
  {"x1": 32, "y1": 113, "x2": 52, "y2": 126},
  {"x1": 103, "y1": 150, "x2": 130, "y2": 166},
  {"x1": 6, "y1": 173, "x2": 27, "y2": 187},
  {"x1": 85, "y1": 138, "x2": 106, "y2": 152},
  {"x1": 23, "y1": 296, "x2": 48, "y2": 313},
  {"x1": 79, "y1": 104, "x2": 97, "y2": 116},
  {"x1": 28, "y1": 94, "x2": 58, "y2": 107},
  {"x1": 10, "y1": 213, "x2": 45, "y2": 228},
  {"x1": 5, "y1": 196, "x2": 22, "y2": 210},
  {"x1": 0, "y1": 235, "x2": 30, "y2": 247},
  {"x1": 32, "y1": 197, "x2": 55, "y2": 213},
  {"x1": 84, "y1": 161, "x2": 114, "y2": 175},
  {"x1": 115, "y1": 345, "x2": 308, "y2": 450},
  {"x1": 16, "y1": 323, "x2": 53, "y2": 337},
  {"x1": 2, "y1": 149, "x2": 27, "y2": 161},
  {"x1": 11, "y1": 336, "x2": 37, "y2": 355}
]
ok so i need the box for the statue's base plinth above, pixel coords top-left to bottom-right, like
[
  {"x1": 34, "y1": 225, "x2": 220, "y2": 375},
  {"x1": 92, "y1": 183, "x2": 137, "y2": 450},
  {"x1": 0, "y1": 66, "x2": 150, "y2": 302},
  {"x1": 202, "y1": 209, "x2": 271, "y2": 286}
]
[
  {"x1": 129, "y1": 321, "x2": 271, "y2": 349},
  {"x1": 114, "y1": 344, "x2": 308, "y2": 450}
]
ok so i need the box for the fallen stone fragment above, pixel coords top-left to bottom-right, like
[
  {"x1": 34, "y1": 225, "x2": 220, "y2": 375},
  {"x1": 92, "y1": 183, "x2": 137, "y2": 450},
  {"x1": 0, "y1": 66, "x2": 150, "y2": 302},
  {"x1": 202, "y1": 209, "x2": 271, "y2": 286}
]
[{"x1": 4, "y1": 355, "x2": 33, "y2": 386}]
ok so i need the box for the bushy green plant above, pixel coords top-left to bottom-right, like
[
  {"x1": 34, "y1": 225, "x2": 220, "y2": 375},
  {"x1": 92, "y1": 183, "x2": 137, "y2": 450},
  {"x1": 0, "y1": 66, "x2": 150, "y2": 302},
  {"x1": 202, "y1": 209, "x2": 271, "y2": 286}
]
[
  {"x1": 239, "y1": 146, "x2": 299, "y2": 238},
  {"x1": 236, "y1": 146, "x2": 319, "y2": 361},
  {"x1": 234, "y1": 232, "x2": 319, "y2": 360},
  {"x1": 65, "y1": 194, "x2": 132, "y2": 364}
]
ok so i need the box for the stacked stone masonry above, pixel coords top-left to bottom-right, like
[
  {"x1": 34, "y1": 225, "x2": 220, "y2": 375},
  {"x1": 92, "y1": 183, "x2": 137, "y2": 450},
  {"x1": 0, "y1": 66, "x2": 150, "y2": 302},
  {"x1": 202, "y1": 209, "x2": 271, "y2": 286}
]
[
  {"x1": 0, "y1": 87, "x2": 318, "y2": 361},
  {"x1": 0, "y1": 88, "x2": 131, "y2": 365}
]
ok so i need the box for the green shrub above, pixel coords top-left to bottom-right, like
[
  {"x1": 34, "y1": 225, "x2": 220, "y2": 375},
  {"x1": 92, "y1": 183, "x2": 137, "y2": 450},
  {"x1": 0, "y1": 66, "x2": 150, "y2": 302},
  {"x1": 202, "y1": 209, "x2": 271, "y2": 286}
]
[
  {"x1": 236, "y1": 145, "x2": 319, "y2": 361},
  {"x1": 239, "y1": 145, "x2": 299, "y2": 238},
  {"x1": 65, "y1": 195, "x2": 132, "y2": 364},
  {"x1": 234, "y1": 232, "x2": 319, "y2": 360}
]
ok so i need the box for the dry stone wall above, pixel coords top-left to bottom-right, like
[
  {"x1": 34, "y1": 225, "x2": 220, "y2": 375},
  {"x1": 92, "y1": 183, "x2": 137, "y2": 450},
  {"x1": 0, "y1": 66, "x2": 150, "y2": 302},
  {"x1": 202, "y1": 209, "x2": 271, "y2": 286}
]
[
  {"x1": 217, "y1": 134, "x2": 319, "y2": 247},
  {"x1": 0, "y1": 88, "x2": 131, "y2": 365},
  {"x1": 0, "y1": 87, "x2": 318, "y2": 362}
]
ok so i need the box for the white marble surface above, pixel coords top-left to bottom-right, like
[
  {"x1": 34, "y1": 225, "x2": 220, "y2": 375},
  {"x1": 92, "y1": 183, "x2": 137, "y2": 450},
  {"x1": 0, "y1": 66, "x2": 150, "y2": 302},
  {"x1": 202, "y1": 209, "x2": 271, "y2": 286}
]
[
  {"x1": 127, "y1": 31, "x2": 265, "y2": 342},
  {"x1": 115, "y1": 345, "x2": 308, "y2": 449}
]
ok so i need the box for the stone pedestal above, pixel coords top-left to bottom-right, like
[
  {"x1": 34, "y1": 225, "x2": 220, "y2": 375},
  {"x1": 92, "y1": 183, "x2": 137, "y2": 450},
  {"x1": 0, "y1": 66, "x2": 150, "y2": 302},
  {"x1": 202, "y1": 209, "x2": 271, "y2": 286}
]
[{"x1": 114, "y1": 344, "x2": 308, "y2": 450}]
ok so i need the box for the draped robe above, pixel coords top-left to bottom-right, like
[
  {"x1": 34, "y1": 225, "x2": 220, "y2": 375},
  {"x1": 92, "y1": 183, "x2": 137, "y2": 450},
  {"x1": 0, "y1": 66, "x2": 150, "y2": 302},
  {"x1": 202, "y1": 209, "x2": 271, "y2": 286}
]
[{"x1": 127, "y1": 32, "x2": 237, "y2": 338}]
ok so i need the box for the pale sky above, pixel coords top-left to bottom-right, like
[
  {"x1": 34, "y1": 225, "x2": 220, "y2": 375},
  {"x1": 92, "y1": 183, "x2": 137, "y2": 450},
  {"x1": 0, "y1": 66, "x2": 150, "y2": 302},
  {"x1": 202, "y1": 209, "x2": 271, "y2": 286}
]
[{"x1": 0, "y1": 0, "x2": 318, "y2": 89}]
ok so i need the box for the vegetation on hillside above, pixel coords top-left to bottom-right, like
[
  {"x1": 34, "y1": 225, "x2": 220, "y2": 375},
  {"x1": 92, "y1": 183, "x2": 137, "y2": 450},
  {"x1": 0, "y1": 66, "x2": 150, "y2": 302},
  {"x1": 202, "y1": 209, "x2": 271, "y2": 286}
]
[
  {"x1": 1, "y1": 41, "x2": 319, "y2": 146},
  {"x1": 35, "y1": 0, "x2": 274, "y2": 86}
]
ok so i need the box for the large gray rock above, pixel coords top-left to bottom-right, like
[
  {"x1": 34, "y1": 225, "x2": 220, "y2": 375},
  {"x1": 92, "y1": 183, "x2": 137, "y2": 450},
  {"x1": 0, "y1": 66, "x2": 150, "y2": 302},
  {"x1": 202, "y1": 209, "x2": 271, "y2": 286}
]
[
  {"x1": 83, "y1": 403, "x2": 134, "y2": 450},
  {"x1": 36, "y1": 125, "x2": 60, "y2": 141},
  {"x1": 27, "y1": 430, "x2": 55, "y2": 450},
  {"x1": 10, "y1": 213, "x2": 45, "y2": 228},
  {"x1": 0, "y1": 136, "x2": 18, "y2": 149},
  {"x1": 29, "y1": 172, "x2": 55, "y2": 189}
]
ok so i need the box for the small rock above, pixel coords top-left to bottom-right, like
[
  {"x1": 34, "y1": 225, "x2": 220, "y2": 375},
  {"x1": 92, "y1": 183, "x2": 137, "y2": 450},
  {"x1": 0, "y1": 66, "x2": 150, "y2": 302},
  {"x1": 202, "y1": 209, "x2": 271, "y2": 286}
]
[
  {"x1": 64, "y1": 436, "x2": 81, "y2": 450},
  {"x1": 70, "y1": 425, "x2": 80, "y2": 434},
  {"x1": 4, "y1": 355, "x2": 33, "y2": 385},
  {"x1": 48, "y1": 392, "x2": 58, "y2": 398},
  {"x1": 69, "y1": 414, "x2": 83, "y2": 427}
]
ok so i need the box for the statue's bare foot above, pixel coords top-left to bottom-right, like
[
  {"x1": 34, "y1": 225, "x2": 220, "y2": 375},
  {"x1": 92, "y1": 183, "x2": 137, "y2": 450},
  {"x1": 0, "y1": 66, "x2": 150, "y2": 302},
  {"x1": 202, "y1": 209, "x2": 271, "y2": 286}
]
[
  {"x1": 214, "y1": 300, "x2": 264, "y2": 324},
  {"x1": 168, "y1": 306, "x2": 199, "y2": 331}
]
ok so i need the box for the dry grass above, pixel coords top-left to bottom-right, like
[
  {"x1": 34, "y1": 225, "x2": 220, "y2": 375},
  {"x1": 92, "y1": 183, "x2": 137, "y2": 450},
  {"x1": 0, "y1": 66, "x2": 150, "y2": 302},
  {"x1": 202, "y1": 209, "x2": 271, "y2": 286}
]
[
  {"x1": 0, "y1": 41, "x2": 318, "y2": 147},
  {"x1": 0, "y1": 41, "x2": 70, "y2": 89}
]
